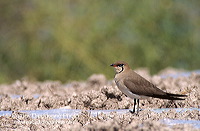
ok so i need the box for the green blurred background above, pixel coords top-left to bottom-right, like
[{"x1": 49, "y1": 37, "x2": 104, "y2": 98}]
[{"x1": 0, "y1": 0, "x2": 200, "y2": 83}]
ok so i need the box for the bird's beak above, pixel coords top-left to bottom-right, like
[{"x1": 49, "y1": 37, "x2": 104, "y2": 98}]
[{"x1": 110, "y1": 64, "x2": 117, "y2": 67}]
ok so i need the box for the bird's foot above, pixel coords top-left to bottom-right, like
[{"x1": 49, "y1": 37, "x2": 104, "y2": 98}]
[
  {"x1": 129, "y1": 110, "x2": 139, "y2": 116},
  {"x1": 129, "y1": 110, "x2": 135, "y2": 114},
  {"x1": 129, "y1": 109, "x2": 141, "y2": 116}
]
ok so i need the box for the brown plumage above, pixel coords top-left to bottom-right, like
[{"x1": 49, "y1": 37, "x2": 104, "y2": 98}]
[{"x1": 110, "y1": 61, "x2": 187, "y2": 114}]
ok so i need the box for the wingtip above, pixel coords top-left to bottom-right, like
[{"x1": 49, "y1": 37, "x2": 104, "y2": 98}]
[
  {"x1": 149, "y1": 94, "x2": 187, "y2": 100},
  {"x1": 166, "y1": 93, "x2": 187, "y2": 100},
  {"x1": 166, "y1": 93, "x2": 188, "y2": 97}
]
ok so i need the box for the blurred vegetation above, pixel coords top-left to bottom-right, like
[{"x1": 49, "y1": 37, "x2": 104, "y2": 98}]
[{"x1": 0, "y1": 0, "x2": 200, "y2": 83}]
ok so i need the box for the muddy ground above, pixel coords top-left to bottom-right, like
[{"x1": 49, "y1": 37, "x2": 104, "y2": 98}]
[{"x1": 0, "y1": 68, "x2": 199, "y2": 130}]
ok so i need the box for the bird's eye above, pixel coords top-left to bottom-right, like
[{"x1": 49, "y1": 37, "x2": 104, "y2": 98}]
[{"x1": 117, "y1": 64, "x2": 124, "y2": 67}]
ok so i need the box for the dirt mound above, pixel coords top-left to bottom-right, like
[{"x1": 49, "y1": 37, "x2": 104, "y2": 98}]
[{"x1": 0, "y1": 70, "x2": 200, "y2": 130}]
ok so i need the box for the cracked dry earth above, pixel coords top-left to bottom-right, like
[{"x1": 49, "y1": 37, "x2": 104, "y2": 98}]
[{"x1": 0, "y1": 68, "x2": 200, "y2": 130}]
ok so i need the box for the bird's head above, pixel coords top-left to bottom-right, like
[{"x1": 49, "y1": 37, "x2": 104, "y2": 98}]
[{"x1": 110, "y1": 61, "x2": 130, "y2": 74}]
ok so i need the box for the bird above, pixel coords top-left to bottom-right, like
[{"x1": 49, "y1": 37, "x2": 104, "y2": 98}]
[{"x1": 110, "y1": 61, "x2": 187, "y2": 114}]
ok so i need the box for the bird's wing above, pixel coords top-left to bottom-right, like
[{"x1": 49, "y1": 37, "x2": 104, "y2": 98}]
[{"x1": 123, "y1": 73, "x2": 166, "y2": 97}]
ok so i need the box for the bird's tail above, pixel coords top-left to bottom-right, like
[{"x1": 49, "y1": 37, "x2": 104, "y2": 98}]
[
  {"x1": 151, "y1": 93, "x2": 187, "y2": 100},
  {"x1": 165, "y1": 93, "x2": 187, "y2": 100},
  {"x1": 166, "y1": 93, "x2": 187, "y2": 97}
]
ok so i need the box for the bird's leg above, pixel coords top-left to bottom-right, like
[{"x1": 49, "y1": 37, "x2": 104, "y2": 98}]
[
  {"x1": 136, "y1": 99, "x2": 139, "y2": 115},
  {"x1": 130, "y1": 98, "x2": 137, "y2": 114}
]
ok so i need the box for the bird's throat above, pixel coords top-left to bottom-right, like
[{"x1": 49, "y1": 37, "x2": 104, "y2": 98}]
[{"x1": 118, "y1": 66, "x2": 124, "y2": 73}]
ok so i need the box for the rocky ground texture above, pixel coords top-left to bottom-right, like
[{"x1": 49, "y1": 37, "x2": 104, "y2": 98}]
[{"x1": 0, "y1": 68, "x2": 199, "y2": 130}]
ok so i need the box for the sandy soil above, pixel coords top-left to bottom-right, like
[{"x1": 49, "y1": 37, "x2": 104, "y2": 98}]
[{"x1": 0, "y1": 68, "x2": 199, "y2": 130}]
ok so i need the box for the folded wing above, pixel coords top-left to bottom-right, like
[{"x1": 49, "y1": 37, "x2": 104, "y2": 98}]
[{"x1": 123, "y1": 71, "x2": 187, "y2": 100}]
